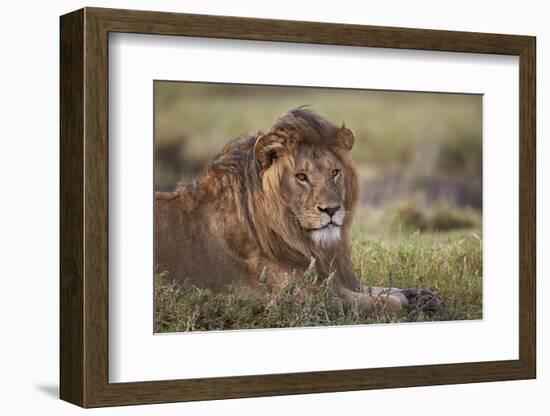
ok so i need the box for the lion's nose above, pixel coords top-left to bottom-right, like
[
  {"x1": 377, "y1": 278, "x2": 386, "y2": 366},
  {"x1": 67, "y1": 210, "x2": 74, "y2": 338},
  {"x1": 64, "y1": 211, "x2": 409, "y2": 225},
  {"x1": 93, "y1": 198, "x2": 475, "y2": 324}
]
[{"x1": 317, "y1": 205, "x2": 341, "y2": 217}]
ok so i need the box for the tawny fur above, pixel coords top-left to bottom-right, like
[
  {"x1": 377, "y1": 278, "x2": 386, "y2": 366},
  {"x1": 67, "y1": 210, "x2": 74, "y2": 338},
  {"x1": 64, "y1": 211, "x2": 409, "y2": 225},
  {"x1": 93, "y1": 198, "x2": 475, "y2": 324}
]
[{"x1": 155, "y1": 108, "x2": 407, "y2": 314}]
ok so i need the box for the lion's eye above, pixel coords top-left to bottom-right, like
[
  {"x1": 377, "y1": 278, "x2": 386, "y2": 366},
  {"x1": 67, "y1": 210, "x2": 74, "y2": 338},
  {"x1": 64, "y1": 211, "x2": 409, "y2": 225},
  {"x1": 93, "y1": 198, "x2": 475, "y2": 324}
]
[
  {"x1": 331, "y1": 169, "x2": 340, "y2": 178},
  {"x1": 296, "y1": 173, "x2": 308, "y2": 182}
]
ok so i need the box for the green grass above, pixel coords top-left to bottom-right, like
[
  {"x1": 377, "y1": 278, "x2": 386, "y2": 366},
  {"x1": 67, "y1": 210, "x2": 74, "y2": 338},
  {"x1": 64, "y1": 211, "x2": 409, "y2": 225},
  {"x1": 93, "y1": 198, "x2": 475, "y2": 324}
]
[{"x1": 154, "y1": 207, "x2": 482, "y2": 333}]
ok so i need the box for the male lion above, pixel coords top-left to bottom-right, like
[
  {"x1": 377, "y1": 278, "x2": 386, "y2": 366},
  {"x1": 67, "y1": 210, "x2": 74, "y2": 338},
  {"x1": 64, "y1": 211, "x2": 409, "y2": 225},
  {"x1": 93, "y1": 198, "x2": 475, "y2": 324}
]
[{"x1": 155, "y1": 108, "x2": 441, "y2": 315}]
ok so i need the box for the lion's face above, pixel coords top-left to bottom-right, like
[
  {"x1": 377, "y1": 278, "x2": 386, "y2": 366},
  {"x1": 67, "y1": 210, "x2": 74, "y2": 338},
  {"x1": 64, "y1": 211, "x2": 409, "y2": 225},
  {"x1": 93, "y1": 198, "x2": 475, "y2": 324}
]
[
  {"x1": 253, "y1": 109, "x2": 359, "y2": 250},
  {"x1": 281, "y1": 146, "x2": 347, "y2": 246}
]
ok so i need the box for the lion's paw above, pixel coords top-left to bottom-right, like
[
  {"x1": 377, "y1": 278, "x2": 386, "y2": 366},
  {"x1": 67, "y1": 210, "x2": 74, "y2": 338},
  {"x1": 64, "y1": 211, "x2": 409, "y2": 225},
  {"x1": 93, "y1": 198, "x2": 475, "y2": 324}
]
[
  {"x1": 401, "y1": 288, "x2": 444, "y2": 313},
  {"x1": 375, "y1": 292, "x2": 408, "y2": 314}
]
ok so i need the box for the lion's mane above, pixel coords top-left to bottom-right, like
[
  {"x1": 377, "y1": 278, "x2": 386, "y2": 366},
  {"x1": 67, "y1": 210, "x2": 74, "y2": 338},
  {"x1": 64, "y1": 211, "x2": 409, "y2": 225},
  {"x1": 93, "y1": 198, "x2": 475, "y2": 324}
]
[{"x1": 156, "y1": 108, "x2": 360, "y2": 291}]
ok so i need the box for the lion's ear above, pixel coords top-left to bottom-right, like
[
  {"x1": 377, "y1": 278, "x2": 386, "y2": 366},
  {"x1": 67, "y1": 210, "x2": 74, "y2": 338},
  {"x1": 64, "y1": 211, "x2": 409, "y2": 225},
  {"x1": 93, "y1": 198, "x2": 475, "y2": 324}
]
[
  {"x1": 332, "y1": 126, "x2": 355, "y2": 151},
  {"x1": 254, "y1": 132, "x2": 287, "y2": 170}
]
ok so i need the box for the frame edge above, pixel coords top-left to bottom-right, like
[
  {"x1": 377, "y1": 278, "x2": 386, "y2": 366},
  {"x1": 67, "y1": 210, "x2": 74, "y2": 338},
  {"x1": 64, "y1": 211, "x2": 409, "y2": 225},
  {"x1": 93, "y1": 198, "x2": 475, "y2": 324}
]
[
  {"x1": 60, "y1": 8, "x2": 86, "y2": 408},
  {"x1": 518, "y1": 36, "x2": 537, "y2": 379},
  {"x1": 85, "y1": 6, "x2": 532, "y2": 55}
]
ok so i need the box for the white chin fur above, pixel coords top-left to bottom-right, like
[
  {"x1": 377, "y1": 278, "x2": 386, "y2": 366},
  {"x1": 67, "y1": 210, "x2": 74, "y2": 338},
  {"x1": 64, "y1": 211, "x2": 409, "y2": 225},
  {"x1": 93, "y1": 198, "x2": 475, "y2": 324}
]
[{"x1": 311, "y1": 225, "x2": 341, "y2": 247}]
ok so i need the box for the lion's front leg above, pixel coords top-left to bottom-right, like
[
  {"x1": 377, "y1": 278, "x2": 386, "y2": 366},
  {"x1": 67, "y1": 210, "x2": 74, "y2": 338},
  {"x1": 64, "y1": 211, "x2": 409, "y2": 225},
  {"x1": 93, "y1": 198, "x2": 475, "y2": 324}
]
[
  {"x1": 336, "y1": 286, "x2": 408, "y2": 315},
  {"x1": 318, "y1": 247, "x2": 444, "y2": 316},
  {"x1": 321, "y1": 252, "x2": 408, "y2": 316},
  {"x1": 364, "y1": 286, "x2": 444, "y2": 313}
]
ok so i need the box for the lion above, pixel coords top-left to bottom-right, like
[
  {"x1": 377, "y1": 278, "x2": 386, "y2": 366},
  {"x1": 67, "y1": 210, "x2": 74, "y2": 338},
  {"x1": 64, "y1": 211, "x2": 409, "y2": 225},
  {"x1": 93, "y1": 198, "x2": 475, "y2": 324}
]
[{"x1": 155, "y1": 108, "x2": 442, "y2": 315}]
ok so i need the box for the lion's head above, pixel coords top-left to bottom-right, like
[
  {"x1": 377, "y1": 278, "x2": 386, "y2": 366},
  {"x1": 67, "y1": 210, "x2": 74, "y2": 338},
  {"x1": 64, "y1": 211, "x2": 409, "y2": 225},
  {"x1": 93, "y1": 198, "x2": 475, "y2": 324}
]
[{"x1": 250, "y1": 108, "x2": 359, "y2": 255}]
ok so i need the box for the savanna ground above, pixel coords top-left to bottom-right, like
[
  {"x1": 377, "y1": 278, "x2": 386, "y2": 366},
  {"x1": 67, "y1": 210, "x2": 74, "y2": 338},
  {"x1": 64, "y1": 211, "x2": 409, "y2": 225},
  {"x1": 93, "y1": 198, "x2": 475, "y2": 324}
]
[{"x1": 154, "y1": 83, "x2": 483, "y2": 332}]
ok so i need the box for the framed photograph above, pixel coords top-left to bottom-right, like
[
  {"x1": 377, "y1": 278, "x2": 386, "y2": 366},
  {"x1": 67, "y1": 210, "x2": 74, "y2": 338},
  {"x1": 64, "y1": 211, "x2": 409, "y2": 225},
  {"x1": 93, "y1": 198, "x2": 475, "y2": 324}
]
[{"x1": 60, "y1": 7, "x2": 536, "y2": 408}]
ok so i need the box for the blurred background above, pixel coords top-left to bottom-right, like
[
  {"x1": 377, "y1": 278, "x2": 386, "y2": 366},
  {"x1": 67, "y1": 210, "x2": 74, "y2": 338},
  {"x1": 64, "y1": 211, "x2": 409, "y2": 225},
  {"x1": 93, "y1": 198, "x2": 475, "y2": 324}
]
[{"x1": 154, "y1": 82, "x2": 482, "y2": 234}]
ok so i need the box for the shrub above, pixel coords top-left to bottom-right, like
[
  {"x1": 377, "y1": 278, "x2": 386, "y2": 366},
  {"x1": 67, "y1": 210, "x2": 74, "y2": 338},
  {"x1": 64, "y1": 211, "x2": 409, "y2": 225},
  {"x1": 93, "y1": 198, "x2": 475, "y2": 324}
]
[{"x1": 394, "y1": 198, "x2": 478, "y2": 232}]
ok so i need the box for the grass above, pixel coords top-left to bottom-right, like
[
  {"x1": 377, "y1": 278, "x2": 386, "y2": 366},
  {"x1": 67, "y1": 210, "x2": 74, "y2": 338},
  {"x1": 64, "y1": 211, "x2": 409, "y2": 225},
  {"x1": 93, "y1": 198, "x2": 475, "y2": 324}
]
[{"x1": 154, "y1": 207, "x2": 483, "y2": 333}]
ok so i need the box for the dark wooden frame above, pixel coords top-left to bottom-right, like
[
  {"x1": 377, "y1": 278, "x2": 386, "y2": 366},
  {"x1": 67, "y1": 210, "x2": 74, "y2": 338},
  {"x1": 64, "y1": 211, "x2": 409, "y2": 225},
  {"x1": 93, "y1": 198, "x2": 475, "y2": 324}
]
[{"x1": 60, "y1": 7, "x2": 536, "y2": 408}]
